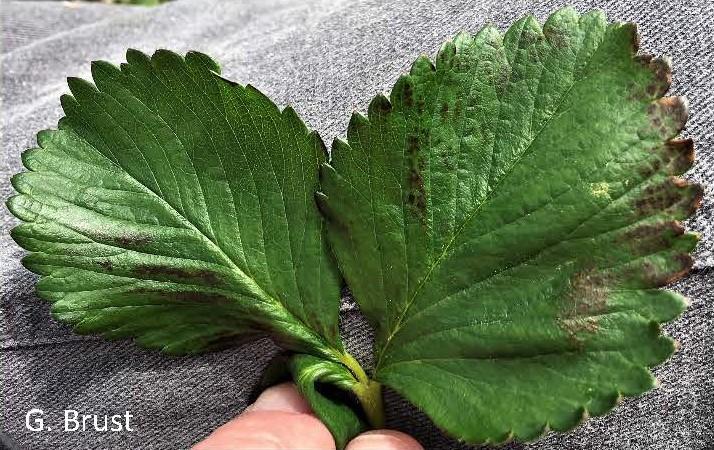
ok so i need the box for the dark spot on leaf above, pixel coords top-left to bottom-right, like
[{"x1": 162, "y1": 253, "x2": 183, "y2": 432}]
[
  {"x1": 565, "y1": 270, "x2": 609, "y2": 317},
  {"x1": 129, "y1": 287, "x2": 231, "y2": 304},
  {"x1": 97, "y1": 259, "x2": 114, "y2": 271},
  {"x1": 624, "y1": 23, "x2": 639, "y2": 52},
  {"x1": 622, "y1": 221, "x2": 684, "y2": 254},
  {"x1": 407, "y1": 134, "x2": 419, "y2": 154},
  {"x1": 640, "y1": 254, "x2": 693, "y2": 287},
  {"x1": 369, "y1": 94, "x2": 392, "y2": 117},
  {"x1": 114, "y1": 233, "x2": 152, "y2": 247},
  {"x1": 405, "y1": 132, "x2": 427, "y2": 219},
  {"x1": 669, "y1": 254, "x2": 694, "y2": 283},
  {"x1": 559, "y1": 317, "x2": 600, "y2": 348},
  {"x1": 172, "y1": 291, "x2": 231, "y2": 303},
  {"x1": 663, "y1": 139, "x2": 695, "y2": 174},
  {"x1": 440, "y1": 102, "x2": 449, "y2": 119},
  {"x1": 402, "y1": 81, "x2": 414, "y2": 108},
  {"x1": 519, "y1": 27, "x2": 542, "y2": 47},
  {"x1": 544, "y1": 26, "x2": 568, "y2": 49},
  {"x1": 133, "y1": 264, "x2": 221, "y2": 284},
  {"x1": 437, "y1": 42, "x2": 456, "y2": 68},
  {"x1": 646, "y1": 58, "x2": 671, "y2": 98},
  {"x1": 631, "y1": 57, "x2": 671, "y2": 101},
  {"x1": 647, "y1": 97, "x2": 688, "y2": 139},
  {"x1": 637, "y1": 156, "x2": 661, "y2": 179},
  {"x1": 685, "y1": 182, "x2": 704, "y2": 216},
  {"x1": 634, "y1": 177, "x2": 702, "y2": 217},
  {"x1": 558, "y1": 270, "x2": 610, "y2": 347},
  {"x1": 408, "y1": 168, "x2": 426, "y2": 212},
  {"x1": 454, "y1": 99, "x2": 463, "y2": 118},
  {"x1": 634, "y1": 54, "x2": 653, "y2": 65},
  {"x1": 417, "y1": 97, "x2": 426, "y2": 114}
]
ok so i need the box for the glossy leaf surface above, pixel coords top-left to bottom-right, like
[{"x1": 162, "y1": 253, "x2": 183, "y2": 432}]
[
  {"x1": 319, "y1": 8, "x2": 700, "y2": 443},
  {"x1": 9, "y1": 50, "x2": 343, "y2": 358}
]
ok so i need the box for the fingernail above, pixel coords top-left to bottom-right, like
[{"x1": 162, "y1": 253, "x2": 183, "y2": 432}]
[{"x1": 345, "y1": 430, "x2": 424, "y2": 450}]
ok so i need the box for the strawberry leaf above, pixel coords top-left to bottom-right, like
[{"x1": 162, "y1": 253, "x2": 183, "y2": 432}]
[
  {"x1": 8, "y1": 50, "x2": 344, "y2": 360},
  {"x1": 319, "y1": 8, "x2": 701, "y2": 443}
]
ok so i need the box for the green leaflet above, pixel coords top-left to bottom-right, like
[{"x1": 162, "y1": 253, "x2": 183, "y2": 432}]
[
  {"x1": 319, "y1": 7, "x2": 701, "y2": 444},
  {"x1": 8, "y1": 49, "x2": 344, "y2": 360}
]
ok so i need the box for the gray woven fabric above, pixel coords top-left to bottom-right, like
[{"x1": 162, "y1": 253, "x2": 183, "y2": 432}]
[{"x1": 1, "y1": 0, "x2": 712, "y2": 449}]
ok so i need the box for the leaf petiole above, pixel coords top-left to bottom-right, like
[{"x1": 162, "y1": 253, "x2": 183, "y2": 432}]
[{"x1": 339, "y1": 352, "x2": 385, "y2": 428}]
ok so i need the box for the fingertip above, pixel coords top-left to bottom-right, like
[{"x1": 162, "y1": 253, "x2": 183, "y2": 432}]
[
  {"x1": 346, "y1": 430, "x2": 424, "y2": 450},
  {"x1": 193, "y1": 383, "x2": 336, "y2": 450},
  {"x1": 249, "y1": 382, "x2": 312, "y2": 413},
  {"x1": 192, "y1": 411, "x2": 335, "y2": 450}
]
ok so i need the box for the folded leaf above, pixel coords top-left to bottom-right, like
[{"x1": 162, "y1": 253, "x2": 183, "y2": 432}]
[
  {"x1": 319, "y1": 8, "x2": 701, "y2": 443},
  {"x1": 290, "y1": 354, "x2": 367, "y2": 449},
  {"x1": 8, "y1": 50, "x2": 343, "y2": 359}
]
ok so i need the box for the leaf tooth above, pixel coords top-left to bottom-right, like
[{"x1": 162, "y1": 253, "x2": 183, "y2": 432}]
[
  {"x1": 452, "y1": 30, "x2": 472, "y2": 49},
  {"x1": 618, "y1": 22, "x2": 640, "y2": 53},
  {"x1": 331, "y1": 137, "x2": 350, "y2": 157},
  {"x1": 90, "y1": 60, "x2": 124, "y2": 93},
  {"x1": 548, "y1": 5, "x2": 579, "y2": 24},
  {"x1": 580, "y1": 9, "x2": 607, "y2": 27},
  {"x1": 21, "y1": 148, "x2": 40, "y2": 172},
  {"x1": 661, "y1": 138, "x2": 695, "y2": 176},
  {"x1": 367, "y1": 93, "x2": 392, "y2": 120},
  {"x1": 150, "y1": 48, "x2": 185, "y2": 70},
  {"x1": 409, "y1": 54, "x2": 434, "y2": 76},
  {"x1": 125, "y1": 48, "x2": 151, "y2": 67},
  {"x1": 347, "y1": 111, "x2": 369, "y2": 136},
  {"x1": 56, "y1": 116, "x2": 74, "y2": 133},
  {"x1": 245, "y1": 83, "x2": 280, "y2": 114},
  {"x1": 473, "y1": 23, "x2": 501, "y2": 45},
  {"x1": 10, "y1": 172, "x2": 29, "y2": 195},
  {"x1": 210, "y1": 69, "x2": 242, "y2": 88},
  {"x1": 390, "y1": 74, "x2": 415, "y2": 110},
  {"x1": 584, "y1": 391, "x2": 620, "y2": 418},
  {"x1": 281, "y1": 105, "x2": 308, "y2": 134},
  {"x1": 637, "y1": 56, "x2": 672, "y2": 100},
  {"x1": 66, "y1": 76, "x2": 99, "y2": 105},
  {"x1": 21, "y1": 253, "x2": 51, "y2": 275},
  {"x1": 633, "y1": 175, "x2": 703, "y2": 220},
  {"x1": 309, "y1": 130, "x2": 328, "y2": 160},
  {"x1": 503, "y1": 14, "x2": 543, "y2": 62},
  {"x1": 36, "y1": 129, "x2": 54, "y2": 148},
  {"x1": 5, "y1": 194, "x2": 23, "y2": 220},
  {"x1": 435, "y1": 40, "x2": 456, "y2": 70},
  {"x1": 646, "y1": 96, "x2": 689, "y2": 140},
  {"x1": 185, "y1": 50, "x2": 221, "y2": 74},
  {"x1": 314, "y1": 192, "x2": 331, "y2": 218},
  {"x1": 522, "y1": 14, "x2": 541, "y2": 31},
  {"x1": 6, "y1": 194, "x2": 38, "y2": 224},
  {"x1": 59, "y1": 94, "x2": 80, "y2": 118}
]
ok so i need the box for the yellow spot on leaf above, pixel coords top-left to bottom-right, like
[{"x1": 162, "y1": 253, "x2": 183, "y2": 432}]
[{"x1": 590, "y1": 182, "x2": 610, "y2": 199}]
